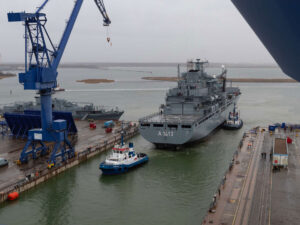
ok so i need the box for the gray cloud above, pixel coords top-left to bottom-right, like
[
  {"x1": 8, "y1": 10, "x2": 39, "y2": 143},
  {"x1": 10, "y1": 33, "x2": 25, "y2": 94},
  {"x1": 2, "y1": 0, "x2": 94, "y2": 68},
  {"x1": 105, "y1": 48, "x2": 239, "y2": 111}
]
[{"x1": 0, "y1": 0, "x2": 275, "y2": 64}]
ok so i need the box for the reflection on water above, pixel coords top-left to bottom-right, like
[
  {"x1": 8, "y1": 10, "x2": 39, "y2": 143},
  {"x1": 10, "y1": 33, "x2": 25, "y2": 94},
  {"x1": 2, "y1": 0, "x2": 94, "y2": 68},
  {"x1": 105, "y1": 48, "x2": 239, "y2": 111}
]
[{"x1": 36, "y1": 172, "x2": 76, "y2": 225}]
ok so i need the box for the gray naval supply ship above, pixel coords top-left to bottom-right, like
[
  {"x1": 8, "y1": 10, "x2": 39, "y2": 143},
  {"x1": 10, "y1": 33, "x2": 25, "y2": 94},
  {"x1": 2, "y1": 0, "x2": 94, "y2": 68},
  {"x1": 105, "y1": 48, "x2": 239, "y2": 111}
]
[
  {"x1": 139, "y1": 59, "x2": 241, "y2": 148},
  {"x1": 0, "y1": 97, "x2": 124, "y2": 121}
]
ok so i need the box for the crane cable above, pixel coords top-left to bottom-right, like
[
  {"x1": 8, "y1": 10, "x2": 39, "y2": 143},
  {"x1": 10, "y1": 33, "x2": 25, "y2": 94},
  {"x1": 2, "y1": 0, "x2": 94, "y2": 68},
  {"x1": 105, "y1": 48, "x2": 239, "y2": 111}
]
[{"x1": 106, "y1": 27, "x2": 112, "y2": 46}]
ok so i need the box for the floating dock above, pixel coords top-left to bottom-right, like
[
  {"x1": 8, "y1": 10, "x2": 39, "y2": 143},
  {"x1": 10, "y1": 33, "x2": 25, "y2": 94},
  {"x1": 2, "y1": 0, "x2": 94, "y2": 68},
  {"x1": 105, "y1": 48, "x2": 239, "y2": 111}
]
[
  {"x1": 201, "y1": 126, "x2": 300, "y2": 225},
  {"x1": 0, "y1": 120, "x2": 139, "y2": 203}
]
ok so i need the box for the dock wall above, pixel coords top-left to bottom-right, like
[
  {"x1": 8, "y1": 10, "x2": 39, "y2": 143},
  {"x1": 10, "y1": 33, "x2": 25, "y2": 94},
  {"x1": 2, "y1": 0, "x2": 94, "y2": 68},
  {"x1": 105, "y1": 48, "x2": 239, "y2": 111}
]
[{"x1": 0, "y1": 125, "x2": 139, "y2": 203}]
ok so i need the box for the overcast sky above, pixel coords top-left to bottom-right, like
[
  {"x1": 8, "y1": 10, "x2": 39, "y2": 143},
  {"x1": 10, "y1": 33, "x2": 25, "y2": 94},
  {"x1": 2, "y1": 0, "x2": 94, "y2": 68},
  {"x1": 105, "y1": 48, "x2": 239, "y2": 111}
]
[{"x1": 0, "y1": 0, "x2": 275, "y2": 64}]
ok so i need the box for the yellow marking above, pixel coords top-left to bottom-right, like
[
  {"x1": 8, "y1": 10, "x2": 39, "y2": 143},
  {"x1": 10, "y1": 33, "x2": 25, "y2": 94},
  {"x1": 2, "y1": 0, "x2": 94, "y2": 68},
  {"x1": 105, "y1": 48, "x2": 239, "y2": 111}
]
[{"x1": 230, "y1": 199, "x2": 236, "y2": 204}]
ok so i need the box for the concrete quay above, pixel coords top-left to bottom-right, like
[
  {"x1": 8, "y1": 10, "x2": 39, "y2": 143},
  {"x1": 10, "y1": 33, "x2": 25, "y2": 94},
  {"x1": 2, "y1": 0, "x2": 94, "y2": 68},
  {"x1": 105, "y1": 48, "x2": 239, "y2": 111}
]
[
  {"x1": 202, "y1": 127, "x2": 300, "y2": 225},
  {"x1": 0, "y1": 120, "x2": 139, "y2": 203}
]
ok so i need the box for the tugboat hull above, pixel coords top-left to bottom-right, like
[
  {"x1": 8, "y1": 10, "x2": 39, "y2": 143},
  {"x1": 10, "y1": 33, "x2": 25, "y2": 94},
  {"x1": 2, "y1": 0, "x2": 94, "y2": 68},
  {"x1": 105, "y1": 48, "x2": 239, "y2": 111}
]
[
  {"x1": 223, "y1": 120, "x2": 243, "y2": 130},
  {"x1": 100, "y1": 154, "x2": 149, "y2": 175}
]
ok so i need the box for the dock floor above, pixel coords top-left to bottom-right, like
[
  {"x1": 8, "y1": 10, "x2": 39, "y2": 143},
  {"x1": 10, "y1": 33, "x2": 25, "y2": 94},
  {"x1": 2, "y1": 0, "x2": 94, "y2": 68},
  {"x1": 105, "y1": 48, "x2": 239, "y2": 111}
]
[
  {"x1": 0, "y1": 120, "x2": 135, "y2": 194},
  {"x1": 202, "y1": 128, "x2": 300, "y2": 225}
]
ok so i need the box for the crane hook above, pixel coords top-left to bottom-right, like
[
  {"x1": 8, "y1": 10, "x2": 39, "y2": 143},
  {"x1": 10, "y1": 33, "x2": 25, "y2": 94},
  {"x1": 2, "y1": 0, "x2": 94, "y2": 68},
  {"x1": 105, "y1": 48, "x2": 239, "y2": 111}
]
[{"x1": 106, "y1": 27, "x2": 111, "y2": 46}]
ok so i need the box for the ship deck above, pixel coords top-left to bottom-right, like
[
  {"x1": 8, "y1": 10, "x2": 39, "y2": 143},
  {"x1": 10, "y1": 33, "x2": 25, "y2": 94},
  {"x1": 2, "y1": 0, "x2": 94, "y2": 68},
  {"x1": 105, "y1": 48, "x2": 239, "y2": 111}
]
[
  {"x1": 140, "y1": 98, "x2": 238, "y2": 125},
  {"x1": 140, "y1": 113, "x2": 201, "y2": 124}
]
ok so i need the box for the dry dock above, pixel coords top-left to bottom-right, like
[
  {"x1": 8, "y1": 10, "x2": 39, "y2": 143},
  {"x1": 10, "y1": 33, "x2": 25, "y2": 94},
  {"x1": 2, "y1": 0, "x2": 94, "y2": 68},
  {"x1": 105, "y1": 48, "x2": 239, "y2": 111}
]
[
  {"x1": 202, "y1": 127, "x2": 300, "y2": 225},
  {"x1": 0, "y1": 120, "x2": 139, "y2": 203}
]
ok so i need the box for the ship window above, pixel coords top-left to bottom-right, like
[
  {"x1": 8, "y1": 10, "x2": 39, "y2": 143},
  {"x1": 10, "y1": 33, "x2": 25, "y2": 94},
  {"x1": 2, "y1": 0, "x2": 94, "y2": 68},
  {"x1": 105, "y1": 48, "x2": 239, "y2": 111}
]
[
  {"x1": 110, "y1": 159, "x2": 118, "y2": 162},
  {"x1": 153, "y1": 124, "x2": 164, "y2": 127},
  {"x1": 182, "y1": 125, "x2": 191, "y2": 129},
  {"x1": 141, "y1": 123, "x2": 150, "y2": 127},
  {"x1": 168, "y1": 124, "x2": 178, "y2": 128}
]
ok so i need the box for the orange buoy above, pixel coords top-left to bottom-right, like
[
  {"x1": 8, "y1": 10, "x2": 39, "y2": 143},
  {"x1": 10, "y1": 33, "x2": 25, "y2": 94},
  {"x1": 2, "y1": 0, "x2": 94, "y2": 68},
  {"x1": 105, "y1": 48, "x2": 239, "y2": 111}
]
[{"x1": 7, "y1": 192, "x2": 19, "y2": 201}]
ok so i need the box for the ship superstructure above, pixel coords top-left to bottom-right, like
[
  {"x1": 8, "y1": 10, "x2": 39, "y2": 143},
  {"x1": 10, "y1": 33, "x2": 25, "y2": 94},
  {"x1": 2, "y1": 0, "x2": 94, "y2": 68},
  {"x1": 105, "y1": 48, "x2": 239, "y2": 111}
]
[
  {"x1": 0, "y1": 97, "x2": 124, "y2": 121},
  {"x1": 139, "y1": 59, "x2": 241, "y2": 148}
]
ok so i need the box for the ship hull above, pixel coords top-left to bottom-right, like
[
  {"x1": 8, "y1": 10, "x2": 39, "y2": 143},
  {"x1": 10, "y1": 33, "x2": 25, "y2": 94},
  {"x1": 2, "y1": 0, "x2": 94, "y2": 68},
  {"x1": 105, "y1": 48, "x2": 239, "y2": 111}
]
[
  {"x1": 222, "y1": 120, "x2": 243, "y2": 130},
  {"x1": 73, "y1": 111, "x2": 124, "y2": 121},
  {"x1": 139, "y1": 99, "x2": 238, "y2": 147}
]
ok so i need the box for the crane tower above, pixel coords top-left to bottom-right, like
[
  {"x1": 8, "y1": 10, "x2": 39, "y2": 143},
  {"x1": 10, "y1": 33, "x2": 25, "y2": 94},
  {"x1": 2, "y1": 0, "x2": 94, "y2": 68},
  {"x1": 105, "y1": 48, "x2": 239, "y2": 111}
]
[{"x1": 7, "y1": 0, "x2": 111, "y2": 167}]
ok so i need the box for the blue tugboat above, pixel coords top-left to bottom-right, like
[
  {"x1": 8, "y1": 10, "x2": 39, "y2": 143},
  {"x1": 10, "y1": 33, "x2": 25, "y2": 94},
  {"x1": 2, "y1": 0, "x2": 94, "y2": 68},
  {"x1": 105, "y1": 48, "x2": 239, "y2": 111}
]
[
  {"x1": 223, "y1": 104, "x2": 243, "y2": 130},
  {"x1": 99, "y1": 130, "x2": 149, "y2": 175}
]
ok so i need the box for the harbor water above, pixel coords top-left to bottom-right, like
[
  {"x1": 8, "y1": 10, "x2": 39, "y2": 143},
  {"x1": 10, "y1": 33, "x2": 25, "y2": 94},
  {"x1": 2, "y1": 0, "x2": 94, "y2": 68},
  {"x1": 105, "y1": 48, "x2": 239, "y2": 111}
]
[{"x1": 0, "y1": 64, "x2": 299, "y2": 225}]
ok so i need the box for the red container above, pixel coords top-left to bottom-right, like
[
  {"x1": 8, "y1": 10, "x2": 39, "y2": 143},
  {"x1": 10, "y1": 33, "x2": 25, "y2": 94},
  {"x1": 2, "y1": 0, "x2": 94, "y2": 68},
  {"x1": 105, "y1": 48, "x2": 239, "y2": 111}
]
[
  {"x1": 287, "y1": 137, "x2": 292, "y2": 144},
  {"x1": 89, "y1": 123, "x2": 96, "y2": 129},
  {"x1": 105, "y1": 127, "x2": 112, "y2": 133}
]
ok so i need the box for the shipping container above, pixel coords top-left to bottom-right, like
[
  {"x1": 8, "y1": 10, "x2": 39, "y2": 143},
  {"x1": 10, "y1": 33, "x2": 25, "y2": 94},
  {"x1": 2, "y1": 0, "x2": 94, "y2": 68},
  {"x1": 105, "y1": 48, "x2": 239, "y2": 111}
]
[
  {"x1": 273, "y1": 138, "x2": 288, "y2": 168},
  {"x1": 269, "y1": 125, "x2": 276, "y2": 131},
  {"x1": 104, "y1": 120, "x2": 115, "y2": 128}
]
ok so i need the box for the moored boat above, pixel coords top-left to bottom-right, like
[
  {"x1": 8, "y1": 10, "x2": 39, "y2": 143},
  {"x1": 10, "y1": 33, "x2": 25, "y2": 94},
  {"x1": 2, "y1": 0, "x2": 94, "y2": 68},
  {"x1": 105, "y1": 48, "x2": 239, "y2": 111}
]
[
  {"x1": 139, "y1": 59, "x2": 241, "y2": 148},
  {"x1": 223, "y1": 104, "x2": 243, "y2": 130},
  {"x1": 99, "y1": 133, "x2": 148, "y2": 175},
  {"x1": 0, "y1": 97, "x2": 124, "y2": 121}
]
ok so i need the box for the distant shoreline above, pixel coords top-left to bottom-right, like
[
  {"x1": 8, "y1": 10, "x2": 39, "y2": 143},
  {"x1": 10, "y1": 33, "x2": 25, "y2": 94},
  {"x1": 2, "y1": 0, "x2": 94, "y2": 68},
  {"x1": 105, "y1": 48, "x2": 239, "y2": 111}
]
[
  {"x1": 0, "y1": 62, "x2": 279, "y2": 70},
  {"x1": 227, "y1": 78, "x2": 297, "y2": 83},
  {"x1": 76, "y1": 79, "x2": 115, "y2": 84},
  {"x1": 0, "y1": 71, "x2": 16, "y2": 80},
  {"x1": 142, "y1": 77, "x2": 298, "y2": 83}
]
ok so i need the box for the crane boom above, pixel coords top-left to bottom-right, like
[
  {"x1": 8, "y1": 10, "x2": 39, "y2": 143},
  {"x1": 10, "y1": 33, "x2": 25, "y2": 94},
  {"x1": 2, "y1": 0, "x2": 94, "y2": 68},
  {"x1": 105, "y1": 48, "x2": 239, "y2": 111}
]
[
  {"x1": 94, "y1": 0, "x2": 111, "y2": 26},
  {"x1": 52, "y1": 0, "x2": 84, "y2": 70},
  {"x1": 36, "y1": 0, "x2": 49, "y2": 14}
]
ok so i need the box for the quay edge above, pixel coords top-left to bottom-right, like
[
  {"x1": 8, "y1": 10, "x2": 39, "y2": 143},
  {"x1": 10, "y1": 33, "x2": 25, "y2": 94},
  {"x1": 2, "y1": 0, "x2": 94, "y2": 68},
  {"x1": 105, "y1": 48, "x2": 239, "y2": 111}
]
[{"x1": 0, "y1": 123, "x2": 139, "y2": 204}]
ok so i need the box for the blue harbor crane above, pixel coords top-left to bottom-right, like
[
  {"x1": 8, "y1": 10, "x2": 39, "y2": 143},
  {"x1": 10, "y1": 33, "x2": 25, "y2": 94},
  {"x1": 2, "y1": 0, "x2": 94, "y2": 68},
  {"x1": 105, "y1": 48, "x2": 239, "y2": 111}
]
[{"x1": 7, "y1": 0, "x2": 111, "y2": 167}]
